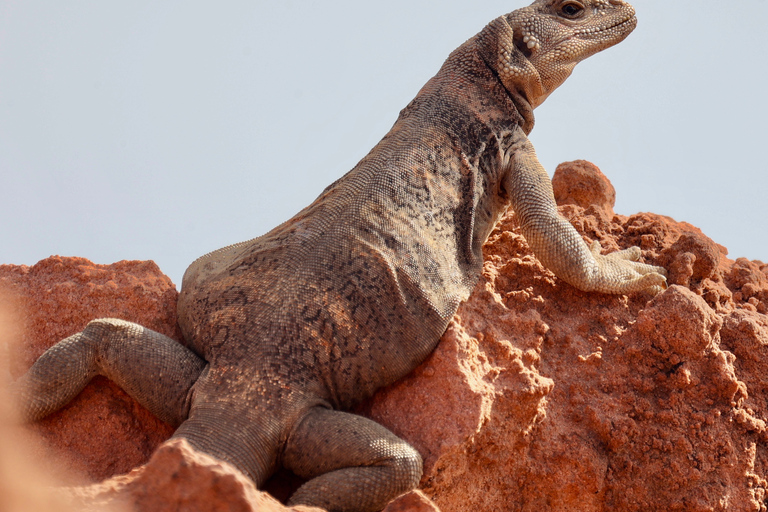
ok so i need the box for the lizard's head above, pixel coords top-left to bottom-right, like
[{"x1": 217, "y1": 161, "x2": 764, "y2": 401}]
[{"x1": 479, "y1": 0, "x2": 637, "y2": 109}]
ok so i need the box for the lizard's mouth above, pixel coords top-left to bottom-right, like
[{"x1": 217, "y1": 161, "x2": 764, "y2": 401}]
[{"x1": 575, "y1": 14, "x2": 637, "y2": 40}]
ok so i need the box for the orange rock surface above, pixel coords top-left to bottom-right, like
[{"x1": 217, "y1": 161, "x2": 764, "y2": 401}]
[
  {"x1": 366, "y1": 161, "x2": 768, "y2": 511},
  {"x1": 1, "y1": 257, "x2": 179, "y2": 483},
  {"x1": 2, "y1": 161, "x2": 768, "y2": 511},
  {"x1": 69, "y1": 439, "x2": 324, "y2": 512}
]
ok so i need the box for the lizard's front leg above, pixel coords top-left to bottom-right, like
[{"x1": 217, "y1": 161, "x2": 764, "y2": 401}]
[{"x1": 504, "y1": 129, "x2": 667, "y2": 294}]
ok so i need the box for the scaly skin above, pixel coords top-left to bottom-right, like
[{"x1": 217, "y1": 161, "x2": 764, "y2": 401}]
[{"x1": 14, "y1": 2, "x2": 664, "y2": 511}]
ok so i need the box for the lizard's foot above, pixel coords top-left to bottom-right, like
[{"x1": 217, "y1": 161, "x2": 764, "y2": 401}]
[
  {"x1": 283, "y1": 406, "x2": 422, "y2": 512},
  {"x1": 588, "y1": 241, "x2": 668, "y2": 295}
]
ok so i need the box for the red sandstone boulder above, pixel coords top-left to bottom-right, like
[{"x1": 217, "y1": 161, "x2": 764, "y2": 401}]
[
  {"x1": 382, "y1": 491, "x2": 441, "y2": 512},
  {"x1": 70, "y1": 439, "x2": 323, "y2": 512},
  {"x1": 366, "y1": 162, "x2": 768, "y2": 511},
  {"x1": 552, "y1": 159, "x2": 616, "y2": 217},
  {"x1": 2, "y1": 161, "x2": 768, "y2": 511},
  {"x1": 1, "y1": 257, "x2": 178, "y2": 483}
]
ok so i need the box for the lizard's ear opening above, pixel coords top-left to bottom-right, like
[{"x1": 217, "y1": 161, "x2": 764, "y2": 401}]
[
  {"x1": 477, "y1": 16, "x2": 545, "y2": 114},
  {"x1": 478, "y1": 17, "x2": 538, "y2": 84},
  {"x1": 512, "y1": 28, "x2": 533, "y2": 60}
]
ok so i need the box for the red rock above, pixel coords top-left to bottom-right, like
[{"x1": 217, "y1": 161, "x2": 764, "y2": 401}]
[
  {"x1": 0, "y1": 296, "x2": 83, "y2": 512},
  {"x1": 368, "y1": 162, "x2": 768, "y2": 511},
  {"x1": 660, "y1": 231, "x2": 724, "y2": 291},
  {"x1": 70, "y1": 439, "x2": 323, "y2": 512},
  {"x1": 726, "y1": 258, "x2": 768, "y2": 314},
  {"x1": 3, "y1": 161, "x2": 768, "y2": 511},
  {"x1": 382, "y1": 491, "x2": 440, "y2": 512},
  {"x1": 0, "y1": 257, "x2": 179, "y2": 482},
  {"x1": 552, "y1": 160, "x2": 616, "y2": 215}
]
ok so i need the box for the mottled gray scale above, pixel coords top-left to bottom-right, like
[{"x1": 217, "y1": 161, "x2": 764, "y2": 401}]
[{"x1": 14, "y1": 2, "x2": 667, "y2": 511}]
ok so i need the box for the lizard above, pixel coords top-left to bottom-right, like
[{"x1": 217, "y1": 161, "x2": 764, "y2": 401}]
[{"x1": 13, "y1": 1, "x2": 666, "y2": 511}]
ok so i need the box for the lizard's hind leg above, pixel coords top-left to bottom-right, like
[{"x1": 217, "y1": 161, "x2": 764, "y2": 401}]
[
  {"x1": 13, "y1": 318, "x2": 206, "y2": 426},
  {"x1": 283, "y1": 407, "x2": 423, "y2": 512}
]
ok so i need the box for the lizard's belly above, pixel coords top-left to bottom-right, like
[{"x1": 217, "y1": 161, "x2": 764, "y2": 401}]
[{"x1": 176, "y1": 237, "x2": 457, "y2": 409}]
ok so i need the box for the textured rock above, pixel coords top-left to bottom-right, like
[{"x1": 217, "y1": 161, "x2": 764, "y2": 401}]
[
  {"x1": 0, "y1": 294, "x2": 88, "y2": 512},
  {"x1": 366, "y1": 161, "x2": 768, "y2": 511},
  {"x1": 70, "y1": 439, "x2": 323, "y2": 512},
  {"x1": 3, "y1": 161, "x2": 768, "y2": 511},
  {"x1": 552, "y1": 160, "x2": 616, "y2": 216},
  {"x1": 382, "y1": 491, "x2": 441, "y2": 512},
  {"x1": 0, "y1": 257, "x2": 179, "y2": 482}
]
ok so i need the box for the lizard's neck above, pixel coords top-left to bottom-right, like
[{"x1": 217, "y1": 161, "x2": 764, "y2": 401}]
[
  {"x1": 507, "y1": 88, "x2": 535, "y2": 135},
  {"x1": 471, "y1": 19, "x2": 538, "y2": 135}
]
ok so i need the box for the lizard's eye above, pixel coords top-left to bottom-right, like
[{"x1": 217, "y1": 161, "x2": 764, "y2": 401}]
[{"x1": 559, "y1": 1, "x2": 585, "y2": 19}]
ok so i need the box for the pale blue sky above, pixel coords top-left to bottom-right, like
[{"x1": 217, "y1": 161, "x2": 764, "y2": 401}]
[{"x1": 1, "y1": 1, "x2": 766, "y2": 287}]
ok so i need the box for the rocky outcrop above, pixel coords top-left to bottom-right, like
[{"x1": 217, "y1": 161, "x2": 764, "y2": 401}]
[
  {"x1": 1, "y1": 258, "x2": 178, "y2": 483},
  {"x1": 364, "y1": 161, "x2": 768, "y2": 511},
  {"x1": 68, "y1": 439, "x2": 324, "y2": 512},
  {"x1": 2, "y1": 160, "x2": 767, "y2": 511}
]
